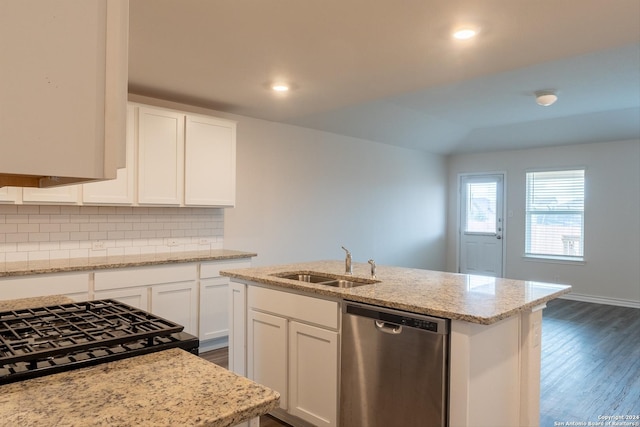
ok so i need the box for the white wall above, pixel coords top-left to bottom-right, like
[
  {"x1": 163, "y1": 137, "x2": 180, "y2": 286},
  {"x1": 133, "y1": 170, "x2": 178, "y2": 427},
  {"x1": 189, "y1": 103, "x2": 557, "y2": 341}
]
[
  {"x1": 131, "y1": 95, "x2": 448, "y2": 270},
  {"x1": 446, "y1": 140, "x2": 640, "y2": 305}
]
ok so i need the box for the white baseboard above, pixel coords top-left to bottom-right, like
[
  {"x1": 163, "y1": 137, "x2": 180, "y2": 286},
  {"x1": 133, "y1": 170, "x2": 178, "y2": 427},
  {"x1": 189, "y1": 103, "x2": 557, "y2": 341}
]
[
  {"x1": 560, "y1": 293, "x2": 640, "y2": 309},
  {"x1": 199, "y1": 336, "x2": 229, "y2": 353}
]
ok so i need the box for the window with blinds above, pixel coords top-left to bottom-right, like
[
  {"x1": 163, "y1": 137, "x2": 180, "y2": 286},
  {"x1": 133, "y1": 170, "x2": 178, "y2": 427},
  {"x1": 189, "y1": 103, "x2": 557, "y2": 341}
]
[{"x1": 525, "y1": 169, "x2": 585, "y2": 260}]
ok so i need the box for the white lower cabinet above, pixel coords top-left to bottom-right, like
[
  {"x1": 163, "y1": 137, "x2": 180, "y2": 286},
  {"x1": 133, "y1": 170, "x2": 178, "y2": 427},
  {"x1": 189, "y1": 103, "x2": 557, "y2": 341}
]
[
  {"x1": 288, "y1": 321, "x2": 338, "y2": 426},
  {"x1": 93, "y1": 264, "x2": 198, "y2": 335},
  {"x1": 0, "y1": 272, "x2": 89, "y2": 302},
  {"x1": 200, "y1": 277, "x2": 230, "y2": 340},
  {"x1": 245, "y1": 285, "x2": 339, "y2": 427},
  {"x1": 94, "y1": 286, "x2": 148, "y2": 310},
  {"x1": 151, "y1": 281, "x2": 198, "y2": 336},
  {"x1": 248, "y1": 310, "x2": 289, "y2": 410},
  {"x1": 199, "y1": 260, "x2": 251, "y2": 351},
  {"x1": 229, "y1": 281, "x2": 247, "y2": 376}
]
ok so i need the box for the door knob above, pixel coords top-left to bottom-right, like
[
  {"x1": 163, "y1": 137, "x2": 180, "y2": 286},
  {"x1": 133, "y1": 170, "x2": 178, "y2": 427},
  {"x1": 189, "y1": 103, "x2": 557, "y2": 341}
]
[{"x1": 496, "y1": 235, "x2": 502, "y2": 239}]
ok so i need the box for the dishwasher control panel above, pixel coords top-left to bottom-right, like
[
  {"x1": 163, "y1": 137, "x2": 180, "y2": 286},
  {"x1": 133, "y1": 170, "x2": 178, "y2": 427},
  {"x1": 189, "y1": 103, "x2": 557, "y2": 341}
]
[{"x1": 345, "y1": 302, "x2": 448, "y2": 333}]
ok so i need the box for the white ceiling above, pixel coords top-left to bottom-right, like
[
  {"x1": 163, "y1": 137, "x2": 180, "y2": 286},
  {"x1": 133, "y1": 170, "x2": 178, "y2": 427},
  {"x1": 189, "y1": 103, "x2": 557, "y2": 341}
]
[{"x1": 128, "y1": 0, "x2": 640, "y2": 155}]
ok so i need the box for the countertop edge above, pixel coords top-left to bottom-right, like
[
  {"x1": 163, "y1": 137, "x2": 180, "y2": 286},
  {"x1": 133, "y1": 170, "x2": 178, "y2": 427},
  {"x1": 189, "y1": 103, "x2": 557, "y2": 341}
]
[
  {"x1": 0, "y1": 250, "x2": 257, "y2": 278},
  {"x1": 221, "y1": 265, "x2": 573, "y2": 325}
]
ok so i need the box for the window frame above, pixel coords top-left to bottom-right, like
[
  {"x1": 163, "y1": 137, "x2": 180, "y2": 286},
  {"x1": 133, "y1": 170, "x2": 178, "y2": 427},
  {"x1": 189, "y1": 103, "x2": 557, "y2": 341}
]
[{"x1": 524, "y1": 167, "x2": 586, "y2": 262}]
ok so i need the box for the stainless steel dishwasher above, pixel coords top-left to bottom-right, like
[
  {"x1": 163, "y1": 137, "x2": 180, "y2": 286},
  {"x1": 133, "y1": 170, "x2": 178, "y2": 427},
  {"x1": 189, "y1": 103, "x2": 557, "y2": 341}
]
[{"x1": 340, "y1": 302, "x2": 449, "y2": 427}]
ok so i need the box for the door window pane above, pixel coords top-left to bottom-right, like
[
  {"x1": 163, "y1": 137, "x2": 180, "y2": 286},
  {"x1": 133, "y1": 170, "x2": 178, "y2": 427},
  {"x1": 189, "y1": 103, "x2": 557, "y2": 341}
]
[{"x1": 465, "y1": 181, "x2": 497, "y2": 233}]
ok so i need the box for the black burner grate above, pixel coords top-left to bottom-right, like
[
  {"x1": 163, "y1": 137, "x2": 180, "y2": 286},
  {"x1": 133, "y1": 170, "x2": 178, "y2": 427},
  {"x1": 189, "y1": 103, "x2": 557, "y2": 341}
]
[{"x1": 0, "y1": 299, "x2": 185, "y2": 367}]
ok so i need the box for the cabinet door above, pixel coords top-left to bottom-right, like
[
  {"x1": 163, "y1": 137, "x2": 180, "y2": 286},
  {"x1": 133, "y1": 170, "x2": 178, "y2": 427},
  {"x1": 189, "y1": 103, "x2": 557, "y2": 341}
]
[
  {"x1": 289, "y1": 321, "x2": 339, "y2": 426},
  {"x1": 137, "y1": 106, "x2": 184, "y2": 205},
  {"x1": 0, "y1": 187, "x2": 18, "y2": 203},
  {"x1": 82, "y1": 104, "x2": 136, "y2": 204},
  {"x1": 199, "y1": 277, "x2": 229, "y2": 341},
  {"x1": 248, "y1": 309, "x2": 288, "y2": 410},
  {"x1": 184, "y1": 115, "x2": 236, "y2": 207},
  {"x1": 94, "y1": 287, "x2": 149, "y2": 311},
  {"x1": 229, "y1": 281, "x2": 247, "y2": 376},
  {"x1": 151, "y1": 281, "x2": 198, "y2": 335},
  {"x1": 0, "y1": 272, "x2": 89, "y2": 302},
  {"x1": 22, "y1": 185, "x2": 80, "y2": 204}
]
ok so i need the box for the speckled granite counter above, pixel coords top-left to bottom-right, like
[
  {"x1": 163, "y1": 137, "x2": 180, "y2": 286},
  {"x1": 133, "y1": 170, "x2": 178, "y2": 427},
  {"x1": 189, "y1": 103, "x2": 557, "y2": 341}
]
[
  {"x1": 0, "y1": 249, "x2": 256, "y2": 278},
  {"x1": 0, "y1": 295, "x2": 279, "y2": 427},
  {"x1": 0, "y1": 348, "x2": 279, "y2": 427},
  {"x1": 0, "y1": 295, "x2": 74, "y2": 311},
  {"x1": 220, "y1": 260, "x2": 572, "y2": 325}
]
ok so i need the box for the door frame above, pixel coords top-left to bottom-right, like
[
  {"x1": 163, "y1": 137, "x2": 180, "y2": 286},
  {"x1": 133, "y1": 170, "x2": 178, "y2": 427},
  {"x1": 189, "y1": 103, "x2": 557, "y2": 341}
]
[{"x1": 456, "y1": 171, "x2": 507, "y2": 277}]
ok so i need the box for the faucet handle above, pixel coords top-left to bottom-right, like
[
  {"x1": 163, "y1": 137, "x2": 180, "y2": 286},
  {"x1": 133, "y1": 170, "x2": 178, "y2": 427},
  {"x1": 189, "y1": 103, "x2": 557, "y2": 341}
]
[
  {"x1": 367, "y1": 259, "x2": 376, "y2": 279},
  {"x1": 341, "y1": 246, "x2": 351, "y2": 256}
]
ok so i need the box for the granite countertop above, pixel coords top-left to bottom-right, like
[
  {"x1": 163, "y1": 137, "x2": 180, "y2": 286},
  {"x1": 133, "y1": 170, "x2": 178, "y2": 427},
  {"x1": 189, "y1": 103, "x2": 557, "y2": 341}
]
[
  {"x1": 0, "y1": 249, "x2": 256, "y2": 278},
  {"x1": 0, "y1": 295, "x2": 75, "y2": 311},
  {"x1": 220, "y1": 260, "x2": 572, "y2": 325},
  {"x1": 0, "y1": 348, "x2": 279, "y2": 427},
  {"x1": 0, "y1": 296, "x2": 279, "y2": 427}
]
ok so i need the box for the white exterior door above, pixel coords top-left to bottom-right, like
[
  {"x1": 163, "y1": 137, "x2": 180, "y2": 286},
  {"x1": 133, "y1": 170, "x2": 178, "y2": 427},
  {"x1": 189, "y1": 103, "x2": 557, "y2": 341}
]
[{"x1": 459, "y1": 174, "x2": 504, "y2": 277}]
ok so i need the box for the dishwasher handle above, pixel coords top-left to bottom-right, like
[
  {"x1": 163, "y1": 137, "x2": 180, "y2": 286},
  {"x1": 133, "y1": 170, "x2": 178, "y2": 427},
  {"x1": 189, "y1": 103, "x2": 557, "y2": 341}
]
[
  {"x1": 375, "y1": 320, "x2": 402, "y2": 334},
  {"x1": 344, "y1": 302, "x2": 449, "y2": 334}
]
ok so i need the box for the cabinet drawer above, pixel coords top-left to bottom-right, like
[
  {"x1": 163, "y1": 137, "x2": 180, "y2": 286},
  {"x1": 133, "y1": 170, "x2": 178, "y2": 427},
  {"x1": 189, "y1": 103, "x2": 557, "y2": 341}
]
[
  {"x1": 248, "y1": 286, "x2": 338, "y2": 330},
  {"x1": 200, "y1": 259, "x2": 251, "y2": 279},
  {"x1": 0, "y1": 272, "x2": 89, "y2": 299},
  {"x1": 94, "y1": 264, "x2": 197, "y2": 291}
]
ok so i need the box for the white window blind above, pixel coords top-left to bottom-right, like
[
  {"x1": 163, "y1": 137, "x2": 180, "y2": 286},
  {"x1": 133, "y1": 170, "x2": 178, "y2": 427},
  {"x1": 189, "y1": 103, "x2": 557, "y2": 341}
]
[{"x1": 525, "y1": 169, "x2": 585, "y2": 259}]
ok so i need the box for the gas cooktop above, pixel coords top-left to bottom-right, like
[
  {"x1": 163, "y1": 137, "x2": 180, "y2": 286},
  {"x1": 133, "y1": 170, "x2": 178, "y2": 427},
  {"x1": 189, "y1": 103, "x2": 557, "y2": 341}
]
[{"x1": 0, "y1": 299, "x2": 199, "y2": 384}]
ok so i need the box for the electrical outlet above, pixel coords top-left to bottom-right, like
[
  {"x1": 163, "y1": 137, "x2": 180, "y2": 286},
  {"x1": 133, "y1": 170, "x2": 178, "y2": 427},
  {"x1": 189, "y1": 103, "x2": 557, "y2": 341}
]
[
  {"x1": 167, "y1": 238, "x2": 179, "y2": 247},
  {"x1": 92, "y1": 240, "x2": 105, "y2": 251}
]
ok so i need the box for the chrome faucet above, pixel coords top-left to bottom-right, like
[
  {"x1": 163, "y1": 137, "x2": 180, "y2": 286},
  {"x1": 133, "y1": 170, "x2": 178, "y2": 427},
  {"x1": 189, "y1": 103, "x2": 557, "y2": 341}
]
[
  {"x1": 341, "y1": 246, "x2": 352, "y2": 275},
  {"x1": 368, "y1": 259, "x2": 376, "y2": 279}
]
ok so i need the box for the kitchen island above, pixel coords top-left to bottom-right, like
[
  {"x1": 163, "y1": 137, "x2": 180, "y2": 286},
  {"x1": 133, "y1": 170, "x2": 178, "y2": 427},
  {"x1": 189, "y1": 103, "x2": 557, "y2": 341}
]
[
  {"x1": 221, "y1": 260, "x2": 572, "y2": 427},
  {"x1": 0, "y1": 296, "x2": 279, "y2": 427}
]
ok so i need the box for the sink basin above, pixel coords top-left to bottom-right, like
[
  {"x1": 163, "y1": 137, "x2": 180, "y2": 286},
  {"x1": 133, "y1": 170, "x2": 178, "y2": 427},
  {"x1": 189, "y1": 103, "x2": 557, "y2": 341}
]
[
  {"x1": 273, "y1": 272, "x2": 378, "y2": 288},
  {"x1": 322, "y1": 279, "x2": 364, "y2": 288},
  {"x1": 279, "y1": 273, "x2": 335, "y2": 283}
]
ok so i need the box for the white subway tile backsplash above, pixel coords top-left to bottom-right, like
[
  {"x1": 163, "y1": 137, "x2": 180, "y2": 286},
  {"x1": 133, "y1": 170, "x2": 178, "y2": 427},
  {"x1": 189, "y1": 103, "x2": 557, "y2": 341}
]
[
  {"x1": 0, "y1": 206, "x2": 224, "y2": 262},
  {"x1": 18, "y1": 224, "x2": 39, "y2": 233}
]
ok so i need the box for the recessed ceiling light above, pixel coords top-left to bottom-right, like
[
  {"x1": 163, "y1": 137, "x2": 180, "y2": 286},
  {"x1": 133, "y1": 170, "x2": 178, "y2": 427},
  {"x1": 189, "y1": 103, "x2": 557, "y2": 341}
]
[
  {"x1": 271, "y1": 84, "x2": 290, "y2": 92},
  {"x1": 453, "y1": 28, "x2": 478, "y2": 40}
]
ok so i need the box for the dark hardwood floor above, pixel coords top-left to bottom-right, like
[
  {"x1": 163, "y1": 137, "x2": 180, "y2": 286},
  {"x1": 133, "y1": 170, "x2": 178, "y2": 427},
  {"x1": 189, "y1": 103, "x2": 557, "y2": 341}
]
[
  {"x1": 540, "y1": 299, "x2": 640, "y2": 425},
  {"x1": 201, "y1": 299, "x2": 640, "y2": 427}
]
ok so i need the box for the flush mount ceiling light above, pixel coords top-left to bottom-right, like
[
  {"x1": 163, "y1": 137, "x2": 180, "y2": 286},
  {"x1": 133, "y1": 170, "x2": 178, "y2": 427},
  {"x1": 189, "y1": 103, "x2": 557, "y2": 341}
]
[
  {"x1": 535, "y1": 90, "x2": 558, "y2": 107},
  {"x1": 452, "y1": 28, "x2": 478, "y2": 40}
]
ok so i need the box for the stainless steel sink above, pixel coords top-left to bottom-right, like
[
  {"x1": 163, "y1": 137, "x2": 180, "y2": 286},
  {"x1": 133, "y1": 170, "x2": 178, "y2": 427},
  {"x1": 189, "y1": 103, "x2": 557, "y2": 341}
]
[
  {"x1": 274, "y1": 272, "x2": 378, "y2": 288},
  {"x1": 279, "y1": 273, "x2": 335, "y2": 283}
]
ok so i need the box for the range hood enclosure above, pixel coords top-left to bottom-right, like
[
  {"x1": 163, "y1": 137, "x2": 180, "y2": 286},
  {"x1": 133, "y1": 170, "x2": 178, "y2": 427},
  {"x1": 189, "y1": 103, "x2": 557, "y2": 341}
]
[{"x1": 0, "y1": 0, "x2": 129, "y2": 188}]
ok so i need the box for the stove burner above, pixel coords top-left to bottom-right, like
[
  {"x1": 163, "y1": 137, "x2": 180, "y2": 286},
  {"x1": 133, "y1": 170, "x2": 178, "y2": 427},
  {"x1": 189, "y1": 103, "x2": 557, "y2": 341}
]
[{"x1": 0, "y1": 299, "x2": 199, "y2": 384}]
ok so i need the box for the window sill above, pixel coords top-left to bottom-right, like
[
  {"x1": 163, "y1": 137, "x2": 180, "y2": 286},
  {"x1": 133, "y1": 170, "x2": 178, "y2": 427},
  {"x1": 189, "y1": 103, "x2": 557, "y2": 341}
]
[{"x1": 523, "y1": 254, "x2": 585, "y2": 265}]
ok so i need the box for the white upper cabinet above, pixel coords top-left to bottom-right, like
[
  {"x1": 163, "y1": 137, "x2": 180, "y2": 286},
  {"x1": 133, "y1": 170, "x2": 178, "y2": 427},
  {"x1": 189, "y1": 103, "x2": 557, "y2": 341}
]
[
  {"x1": 137, "y1": 106, "x2": 185, "y2": 205},
  {"x1": 82, "y1": 105, "x2": 136, "y2": 205},
  {"x1": 0, "y1": 188, "x2": 19, "y2": 204},
  {"x1": 134, "y1": 103, "x2": 237, "y2": 207},
  {"x1": 22, "y1": 185, "x2": 80, "y2": 205},
  {"x1": 185, "y1": 115, "x2": 236, "y2": 207},
  {"x1": 0, "y1": 0, "x2": 128, "y2": 188}
]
